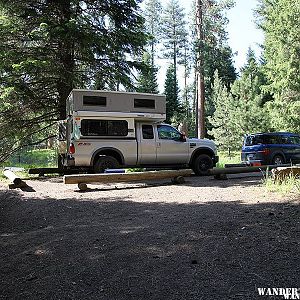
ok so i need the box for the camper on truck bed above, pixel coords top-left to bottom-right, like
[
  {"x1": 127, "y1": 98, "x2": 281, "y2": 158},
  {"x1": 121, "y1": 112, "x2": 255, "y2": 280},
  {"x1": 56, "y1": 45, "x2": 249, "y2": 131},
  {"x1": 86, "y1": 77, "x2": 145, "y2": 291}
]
[{"x1": 58, "y1": 89, "x2": 218, "y2": 175}]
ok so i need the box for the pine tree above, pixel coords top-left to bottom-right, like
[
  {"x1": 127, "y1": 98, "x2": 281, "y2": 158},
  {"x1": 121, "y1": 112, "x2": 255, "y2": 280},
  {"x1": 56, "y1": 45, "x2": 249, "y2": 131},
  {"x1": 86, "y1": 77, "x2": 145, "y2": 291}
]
[
  {"x1": 189, "y1": 0, "x2": 236, "y2": 135},
  {"x1": 143, "y1": 0, "x2": 162, "y2": 67},
  {"x1": 136, "y1": 52, "x2": 159, "y2": 93},
  {"x1": 257, "y1": 0, "x2": 300, "y2": 132},
  {"x1": 164, "y1": 64, "x2": 182, "y2": 123},
  {"x1": 160, "y1": 0, "x2": 188, "y2": 86},
  {"x1": 0, "y1": 0, "x2": 148, "y2": 161},
  {"x1": 230, "y1": 51, "x2": 270, "y2": 144},
  {"x1": 209, "y1": 51, "x2": 272, "y2": 151},
  {"x1": 208, "y1": 70, "x2": 240, "y2": 150}
]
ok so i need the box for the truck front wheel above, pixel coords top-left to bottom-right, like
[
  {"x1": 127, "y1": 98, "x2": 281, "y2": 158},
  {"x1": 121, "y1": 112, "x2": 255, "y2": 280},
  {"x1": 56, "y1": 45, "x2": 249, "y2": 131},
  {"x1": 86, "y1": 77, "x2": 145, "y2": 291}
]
[
  {"x1": 94, "y1": 156, "x2": 119, "y2": 173},
  {"x1": 192, "y1": 154, "x2": 213, "y2": 176}
]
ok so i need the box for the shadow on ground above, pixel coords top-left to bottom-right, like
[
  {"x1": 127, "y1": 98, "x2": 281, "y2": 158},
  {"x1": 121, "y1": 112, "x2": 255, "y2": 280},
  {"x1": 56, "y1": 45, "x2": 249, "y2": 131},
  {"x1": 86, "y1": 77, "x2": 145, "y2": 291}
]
[{"x1": 0, "y1": 185, "x2": 299, "y2": 300}]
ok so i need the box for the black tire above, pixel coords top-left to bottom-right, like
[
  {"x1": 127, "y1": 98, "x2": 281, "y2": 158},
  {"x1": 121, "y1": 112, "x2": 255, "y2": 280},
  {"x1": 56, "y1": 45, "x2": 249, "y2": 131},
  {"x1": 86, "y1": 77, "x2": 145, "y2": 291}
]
[
  {"x1": 192, "y1": 154, "x2": 213, "y2": 176},
  {"x1": 94, "y1": 156, "x2": 119, "y2": 173},
  {"x1": 272, "y1": 154, "x2": 285, "y2": 165}
]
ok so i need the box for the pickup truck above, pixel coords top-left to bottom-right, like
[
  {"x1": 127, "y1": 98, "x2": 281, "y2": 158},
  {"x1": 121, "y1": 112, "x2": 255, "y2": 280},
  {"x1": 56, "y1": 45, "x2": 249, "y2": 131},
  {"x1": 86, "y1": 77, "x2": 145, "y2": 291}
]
[{"x1": 59, "y1": 90, "x2": 218, "y2": 175}]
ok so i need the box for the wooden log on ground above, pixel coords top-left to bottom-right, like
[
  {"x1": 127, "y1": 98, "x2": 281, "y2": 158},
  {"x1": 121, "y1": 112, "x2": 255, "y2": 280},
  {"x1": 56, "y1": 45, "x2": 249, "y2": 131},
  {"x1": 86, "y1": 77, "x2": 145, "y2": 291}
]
[
  {"x1": 28, "y1": 167, "x2": 82, "y2": 176},
  {"x1": 224, "y1": 163, "x2": 248, "y2": 168},
  {"x1": 171, "y1": 176, "x2": 185, "y2": 184},
  {"x1": 8, "y1": 182, "x2": 28, "y2": 189},
  {"x1": 3, "y1": 170, "x2": 22, "y2": 186},
  {"x1": 208, "y1": 164, "x2": 298, "y2": 176},
  {"x1": 271, "y1": 166, "x2": 300, "y2": 183},
  {"x1": 28, "y1": 168, "x2": 67, "y2": 175},
  {"x1": 64, "y1": 169, "x2": 193, "y2": 185}
]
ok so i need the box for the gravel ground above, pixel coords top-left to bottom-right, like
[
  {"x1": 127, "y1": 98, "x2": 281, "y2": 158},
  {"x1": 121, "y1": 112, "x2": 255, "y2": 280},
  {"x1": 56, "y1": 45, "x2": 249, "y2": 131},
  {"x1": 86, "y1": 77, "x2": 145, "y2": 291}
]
[{"x1": 0, "y1": 173, "x2": 299, "y2": 299}]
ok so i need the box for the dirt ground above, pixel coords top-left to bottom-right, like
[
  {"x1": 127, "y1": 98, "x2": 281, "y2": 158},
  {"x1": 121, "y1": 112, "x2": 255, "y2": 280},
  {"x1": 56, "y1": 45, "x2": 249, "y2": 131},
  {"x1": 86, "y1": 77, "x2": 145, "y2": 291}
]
[{"x1": 0, "y1": 173, "x2": 299, "y2": 300}]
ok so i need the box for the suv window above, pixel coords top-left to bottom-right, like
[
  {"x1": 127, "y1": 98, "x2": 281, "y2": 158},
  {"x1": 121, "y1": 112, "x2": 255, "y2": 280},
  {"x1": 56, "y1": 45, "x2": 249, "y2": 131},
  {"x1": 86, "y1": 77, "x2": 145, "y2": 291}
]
[
  {"x1": 245, "y1": 134, "x2": 289, "y2": 145},
  {"x1": 245, "y1": 135, "x2": 264, "y2": 146},
  {"x1": 290, "y1": 135, "x2": 300, "y2": 145},
  {"x1": 157, "y1": 125, "x2": 181, "y2": 140},
  {"x1": 81, "y1": 120, "x2": 128, "y2": 136}
]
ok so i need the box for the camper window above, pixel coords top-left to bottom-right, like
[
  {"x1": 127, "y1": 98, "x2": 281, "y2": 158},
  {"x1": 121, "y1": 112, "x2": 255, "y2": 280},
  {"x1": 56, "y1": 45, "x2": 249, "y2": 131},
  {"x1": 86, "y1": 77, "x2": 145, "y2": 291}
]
[
  {"x1": 134, "y1": 98, "x2": 155, "y2": 109},
  {"x1": 81, "y1": 120, "x2": 128, "y2": 136},
  {"x1": 83, "y1": 96, "x2": 107, "y2": 106}
]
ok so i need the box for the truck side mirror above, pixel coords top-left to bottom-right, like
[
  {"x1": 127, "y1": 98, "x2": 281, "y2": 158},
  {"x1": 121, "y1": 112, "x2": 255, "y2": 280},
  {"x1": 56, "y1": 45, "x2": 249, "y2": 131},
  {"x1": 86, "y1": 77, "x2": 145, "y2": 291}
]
[{"x1": 180, "y1": 133, "x2": 186, "y2": 142}]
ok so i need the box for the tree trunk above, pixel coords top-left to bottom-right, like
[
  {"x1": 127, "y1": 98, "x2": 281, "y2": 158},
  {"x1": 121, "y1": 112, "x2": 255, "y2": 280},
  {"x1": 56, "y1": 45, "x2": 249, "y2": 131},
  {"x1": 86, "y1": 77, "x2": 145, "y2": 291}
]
[
  {"x1": 55, "y1": 0, "x2": 74, "y2": 120},
  {"x1": 195, "y1": 0, "x2": 205, "y2": 139}
]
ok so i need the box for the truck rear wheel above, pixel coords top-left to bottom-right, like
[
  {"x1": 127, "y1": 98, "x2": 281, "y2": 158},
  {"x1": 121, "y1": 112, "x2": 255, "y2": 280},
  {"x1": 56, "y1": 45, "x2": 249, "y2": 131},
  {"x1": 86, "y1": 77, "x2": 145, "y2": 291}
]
[
  {"x1": 192, "y1": 154, "x2": 213, "y2": 176},
  {"x1": 94, "y1": 156, "x2": 119, "y2": 173}
]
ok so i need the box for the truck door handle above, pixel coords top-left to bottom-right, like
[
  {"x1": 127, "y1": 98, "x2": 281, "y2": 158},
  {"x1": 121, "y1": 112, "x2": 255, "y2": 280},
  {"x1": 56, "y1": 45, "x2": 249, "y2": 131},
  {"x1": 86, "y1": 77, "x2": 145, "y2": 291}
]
[{"x1": 156, "y1": 142, "x2": 161, "y2": 148}]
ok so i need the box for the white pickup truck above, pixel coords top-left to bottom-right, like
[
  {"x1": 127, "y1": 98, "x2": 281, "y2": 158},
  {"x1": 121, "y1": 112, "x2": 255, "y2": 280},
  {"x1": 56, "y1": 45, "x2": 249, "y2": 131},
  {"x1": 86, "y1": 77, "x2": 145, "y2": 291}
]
[{"x1": 58, "y1": 90, "x2": 218, "y2": 175}]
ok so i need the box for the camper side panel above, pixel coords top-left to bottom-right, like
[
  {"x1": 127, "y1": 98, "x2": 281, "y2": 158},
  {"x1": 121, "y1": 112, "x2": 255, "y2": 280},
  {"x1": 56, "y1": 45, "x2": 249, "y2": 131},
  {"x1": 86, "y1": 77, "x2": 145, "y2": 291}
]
[{"x1": 71, "y1": 90, "x2": 166, "y2": 114}]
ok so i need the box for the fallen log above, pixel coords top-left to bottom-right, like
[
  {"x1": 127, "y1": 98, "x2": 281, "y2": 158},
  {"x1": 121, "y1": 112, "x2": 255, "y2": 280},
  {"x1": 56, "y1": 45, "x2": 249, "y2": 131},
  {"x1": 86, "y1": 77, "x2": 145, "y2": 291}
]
[
  {"x1": 3, "y1": 169, "x2": 22, "y2": 186},
  {"x1": 3, "y1": 169, "x2": 28, "y2": 189},
  {"x1": 28, "y1": 168, "x2": 62, "y2": 175},
  {"x1": 208, "y1": 164, "x2": 298, "y2": 176},
  {"x1": 28, "y1": 167, "x2": 82, "y2": 176},
  {"x1": 271, "y1": 166, "x2": 300, "y2": 183},
  {"x1": 64, "y1": 169, "x2": 193, "y2": 185}
]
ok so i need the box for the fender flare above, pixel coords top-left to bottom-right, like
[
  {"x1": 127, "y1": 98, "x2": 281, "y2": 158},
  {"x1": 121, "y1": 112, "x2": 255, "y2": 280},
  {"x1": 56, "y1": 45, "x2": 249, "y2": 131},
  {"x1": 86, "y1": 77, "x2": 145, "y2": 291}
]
[
  {"x1": 90, "y1": 147, "x2": 125, "y2": 167},
  {"x1": 189, "y1": 147, "x2": 216, "y2": 165}
]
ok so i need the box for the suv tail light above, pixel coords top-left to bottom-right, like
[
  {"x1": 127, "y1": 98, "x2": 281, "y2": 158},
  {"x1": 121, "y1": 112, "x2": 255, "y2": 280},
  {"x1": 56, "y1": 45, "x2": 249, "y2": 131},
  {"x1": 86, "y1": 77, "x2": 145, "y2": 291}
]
[
  {"x1": 261, "y1": 148, "x2": 270, "y2": 155},
  {"x1": 69, "y1": 143, "x2": 75, "y2": 154}
]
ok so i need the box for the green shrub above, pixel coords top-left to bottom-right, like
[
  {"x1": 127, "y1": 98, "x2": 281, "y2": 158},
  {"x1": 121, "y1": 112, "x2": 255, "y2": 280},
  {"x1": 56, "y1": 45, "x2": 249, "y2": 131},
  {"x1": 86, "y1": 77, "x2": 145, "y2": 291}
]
[
  {"x1": 264, "y1": 172, "x2": 300, "y2": 195},
  {"x1": 217, "y1": 151, "x2": 241, "y2": 168},
  {"x1": 2, "y1": 149, "x2": 57, "y2": 169}
]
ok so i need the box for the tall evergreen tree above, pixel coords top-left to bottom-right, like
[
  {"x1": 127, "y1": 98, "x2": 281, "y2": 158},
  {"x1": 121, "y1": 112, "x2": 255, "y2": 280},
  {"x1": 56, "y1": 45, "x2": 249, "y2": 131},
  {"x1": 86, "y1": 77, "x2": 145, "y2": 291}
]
[
  {"x1": 0, "y1": 0, "x2": 147, "y2": 161},
  {"x1": 136, "y1": 52, "x2": 159, "y2": 93},
  {"x1": 190, "y1": 0, "x2": 236, "y2": 136},
  {"x1": 208, "y1": 70, "x2": 239, "y2": 150},
  {"x1": 210, "y1": 51, "x2": 271, "y2": 150},
  {"x1": 257, "y1": 0, "x2": 300, "y2": 132},
  {"x1": 143, "y1": 0, "x2": 162, "y2": 67},
  {"x1": 160, "y1": 0, "x2": 188, "y2": 87},
  {"x1": 230, "y1": 51, "x2": 270, "y2": 138},
  {"x1": 164, "y1": 64, "x2": 181, "y2": 123}
]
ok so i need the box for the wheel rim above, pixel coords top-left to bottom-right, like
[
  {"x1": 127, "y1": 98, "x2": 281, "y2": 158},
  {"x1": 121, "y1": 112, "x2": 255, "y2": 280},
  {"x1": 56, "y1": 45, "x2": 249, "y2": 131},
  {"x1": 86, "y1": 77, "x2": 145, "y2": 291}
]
[
  {"x1": 101, "y1": 161, "x2": 114, "y2": 171},
  {"x1": 199, "y1": 158, "x2": 211, "y2": 171},
  {"x1": 273, "y1": 157, "x2": 283, "y2": 165}
]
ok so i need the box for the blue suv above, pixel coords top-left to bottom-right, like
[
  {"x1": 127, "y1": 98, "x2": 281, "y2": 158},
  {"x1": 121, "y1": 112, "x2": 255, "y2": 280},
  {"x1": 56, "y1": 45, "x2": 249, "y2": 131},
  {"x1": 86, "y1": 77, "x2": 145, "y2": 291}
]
[{"x1": 241, "y1": 132, "x2": 300, "y2": 165}]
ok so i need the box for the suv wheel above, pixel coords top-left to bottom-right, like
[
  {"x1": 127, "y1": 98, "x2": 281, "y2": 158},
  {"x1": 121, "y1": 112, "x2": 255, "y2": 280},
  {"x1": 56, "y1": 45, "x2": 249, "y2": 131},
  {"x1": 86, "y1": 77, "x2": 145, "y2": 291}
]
[
  {"x1": 272, "y1": 154, "x2": 284, "y2": 165},
  {"x1": 192, "y1": 154, "x2": 213, "y2": 176},
  {"x1": 94, "y1": 156, "x2": 119, "y2": 173}
]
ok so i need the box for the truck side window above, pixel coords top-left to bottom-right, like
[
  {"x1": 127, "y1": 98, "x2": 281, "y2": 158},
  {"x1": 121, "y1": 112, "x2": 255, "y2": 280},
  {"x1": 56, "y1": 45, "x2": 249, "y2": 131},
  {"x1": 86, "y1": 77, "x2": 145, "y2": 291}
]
[
  {"x1": 157, "y1": 125, "x2": 181, "y2": 140},
  {"x1": 142, "y1": 125, "x2": 154, "y2": 139}
]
